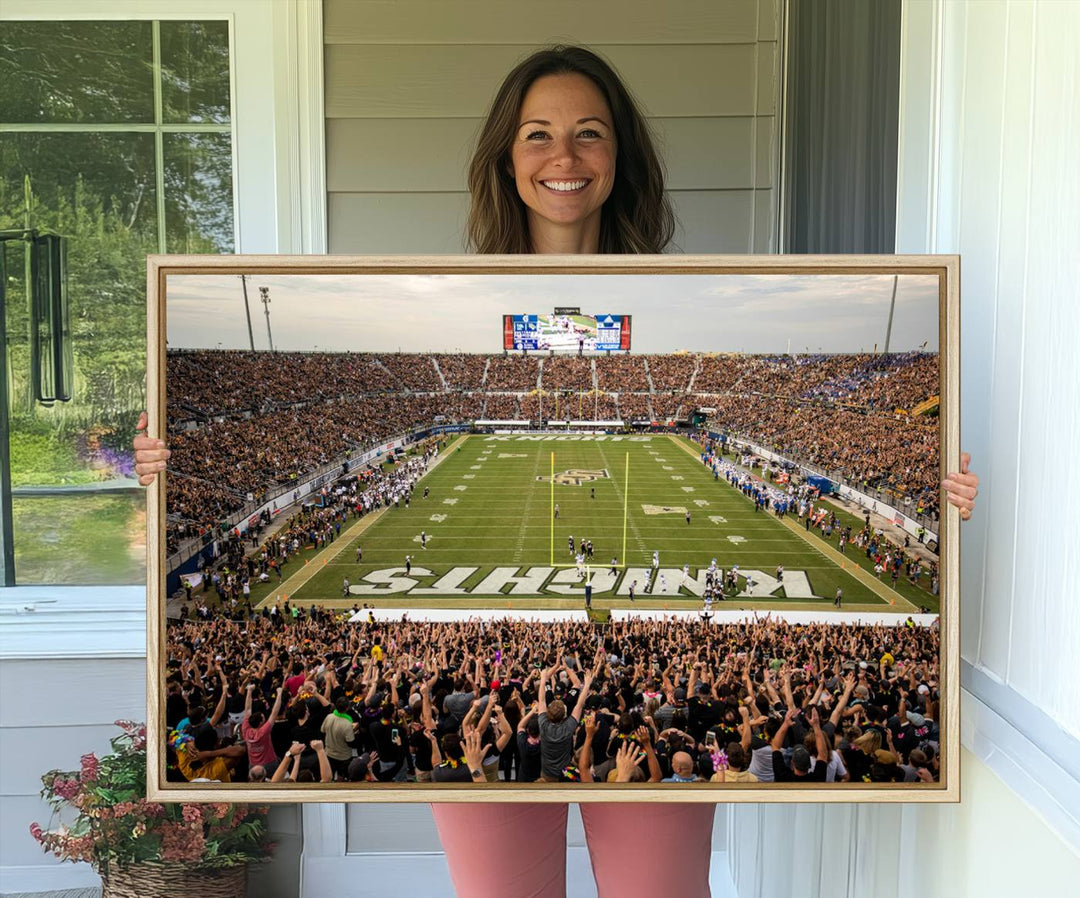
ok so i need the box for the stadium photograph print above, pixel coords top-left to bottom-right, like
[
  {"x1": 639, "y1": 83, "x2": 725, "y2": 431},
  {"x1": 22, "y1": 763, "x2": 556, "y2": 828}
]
[{"x1": 144, "y1": 254, "x2": 961, "y2": 805}]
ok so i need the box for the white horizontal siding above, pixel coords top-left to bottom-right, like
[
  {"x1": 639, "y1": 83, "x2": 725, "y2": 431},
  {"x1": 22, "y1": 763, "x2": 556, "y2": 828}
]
[
  {"x1": 0, "y1": 658, "x2": 145, "y2": 875},
  {"x1": 325, "y1": 44, "x2": 762, "y2": 119},
  {"x1": 326, "y1": 117, "x2": 772, "y2": 192},
  {"x1": 327, "y1": 188, "x2": 765, "y2": 254},
  {"x1": 324, "y1": 1, "x2": 781, "y2": 255},
  {"x1": 324, "y1": 0, "x2": 763, "y2": 45},
  {"x1": 0, "y1": 660, "x2": 146, "y2": 729},
  {"x1": 328, "y1": 192, "x2": 468, "y2": 253},
  {"x1": 0, "y1": 724, "x2": 131, "y2": 797}
]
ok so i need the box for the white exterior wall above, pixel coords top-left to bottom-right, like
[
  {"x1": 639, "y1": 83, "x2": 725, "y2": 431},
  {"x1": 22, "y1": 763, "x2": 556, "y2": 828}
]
[{"x1": 729, "y1": 1, "x2": 1080, "y2": 894}]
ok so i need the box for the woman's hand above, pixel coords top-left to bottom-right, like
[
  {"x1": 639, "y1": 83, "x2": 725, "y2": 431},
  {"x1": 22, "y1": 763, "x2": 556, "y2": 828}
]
[
  {"x1": 942, "y1": 452, "x2": 979, "y2": 521},
  {"x1": 133, "y1": 411, "x2": 170, "y2": 486}
]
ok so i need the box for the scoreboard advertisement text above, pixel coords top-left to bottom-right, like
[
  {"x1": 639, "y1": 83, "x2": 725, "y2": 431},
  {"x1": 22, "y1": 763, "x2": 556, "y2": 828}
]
[{"x1": 503, "y1": 313, "x2": 632, "y2": 352}]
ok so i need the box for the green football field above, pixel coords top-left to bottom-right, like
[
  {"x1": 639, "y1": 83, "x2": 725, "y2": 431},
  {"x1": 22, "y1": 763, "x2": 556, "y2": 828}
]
[{"x1": 256, "y1": 434, "x2": 932, "y2": 614}]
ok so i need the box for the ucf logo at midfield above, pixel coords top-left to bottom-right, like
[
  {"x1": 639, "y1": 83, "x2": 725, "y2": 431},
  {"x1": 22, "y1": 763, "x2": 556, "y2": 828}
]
[{"x1": 536, "y1": 469, "x2": 610, "y2": 486}]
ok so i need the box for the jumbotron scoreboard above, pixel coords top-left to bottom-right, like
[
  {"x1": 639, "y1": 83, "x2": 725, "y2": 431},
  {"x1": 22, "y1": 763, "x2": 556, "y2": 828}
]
[{"x1": 503, "y1": 311, "x2": 632, "y2": 352}]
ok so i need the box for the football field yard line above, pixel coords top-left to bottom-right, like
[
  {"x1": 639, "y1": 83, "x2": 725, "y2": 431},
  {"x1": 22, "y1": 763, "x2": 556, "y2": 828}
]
[
  {"x1": 512, "y1": 442, "x2": 543, "y2": 563},
  {"x1": 666, "y1": 435, "x2": 918, "y2": 614},
  {"x1": 595, "y1": 442, "x2": 646, "y2": 558},
  {"x1": 255, "y1": 434, "x2": 467, "y2": 608}
]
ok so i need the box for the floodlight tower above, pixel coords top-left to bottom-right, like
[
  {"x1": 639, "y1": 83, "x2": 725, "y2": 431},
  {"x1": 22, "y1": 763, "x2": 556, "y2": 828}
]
[
  {"x1": 239, "y1": 275, "x2": 256, "y2": 350},
  {"x1": 259, "y1": 286, "x2": 275, "y2": 351},
  {"x1": 883, "y1": 274, "x2": 899, "y2": 354}
]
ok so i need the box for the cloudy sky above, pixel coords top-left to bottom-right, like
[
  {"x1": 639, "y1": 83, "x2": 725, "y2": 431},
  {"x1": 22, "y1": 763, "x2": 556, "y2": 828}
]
[{"x1": 166, "y1": 272, "x2": 940, "y2": 354}]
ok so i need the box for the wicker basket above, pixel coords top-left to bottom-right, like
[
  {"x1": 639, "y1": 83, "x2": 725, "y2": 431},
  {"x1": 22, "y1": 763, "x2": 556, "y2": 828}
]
[{"x1": 100, "y1": 862, "x2": 247, "y2": 898}]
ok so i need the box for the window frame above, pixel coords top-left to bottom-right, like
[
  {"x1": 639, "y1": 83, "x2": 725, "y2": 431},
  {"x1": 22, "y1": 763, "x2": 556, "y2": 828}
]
[{"x1": 0, "y1": 0, "x2": 326, "y2": 654}]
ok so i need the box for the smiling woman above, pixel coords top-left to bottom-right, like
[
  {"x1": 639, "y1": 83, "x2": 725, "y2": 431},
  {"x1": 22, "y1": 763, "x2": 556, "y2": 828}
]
[
  {"x1": 509, "y1": 73, "x2": 617, "y2": 253},
  {"x1": 466, "y1": 45, "x2": 674, "y2": 255}
]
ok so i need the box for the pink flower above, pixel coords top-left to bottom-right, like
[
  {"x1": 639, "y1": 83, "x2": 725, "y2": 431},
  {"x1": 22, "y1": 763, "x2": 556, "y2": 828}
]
[
  {"x1": 52, "y1": 777, "x2": 80, "y2": 801},
  {"x1": 137, "y1": 799, "x2": 165, "y2": 817},
  {"x1": 181, "y1": 805, "x2": 203, "y2": 824},
  {"x1": 80, "y1": 753, "x2": 100, "y2": 782},
  {"x1": 29, "y1": 822, "x2": 44, "y2": 843},
  {"x1": 160, "y1": 822, "x2": 206, "y2": 863}
]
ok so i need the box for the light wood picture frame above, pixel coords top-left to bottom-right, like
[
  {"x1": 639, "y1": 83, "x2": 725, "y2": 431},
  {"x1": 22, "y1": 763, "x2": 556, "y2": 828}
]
[{"x1": 146, "y1": 254, "x2": 960, "y2": 804}]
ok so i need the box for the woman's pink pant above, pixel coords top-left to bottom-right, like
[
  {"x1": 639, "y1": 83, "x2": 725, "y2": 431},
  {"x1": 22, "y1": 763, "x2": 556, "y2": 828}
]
[{"x1": 431, "y1": 802, "x2": 716, "y2": 897}]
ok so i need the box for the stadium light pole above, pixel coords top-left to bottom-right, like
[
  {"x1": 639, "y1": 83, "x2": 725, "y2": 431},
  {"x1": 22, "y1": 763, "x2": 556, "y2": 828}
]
[
  {"x1": 259, "y1": 286, "x2": 275, "y2": 351},
  {"x1": 883, "y1": 274, "x2": 899, "y2": 354},
  {"x1": 239, "y1": 275, "x2": 255, "y2": 350}
]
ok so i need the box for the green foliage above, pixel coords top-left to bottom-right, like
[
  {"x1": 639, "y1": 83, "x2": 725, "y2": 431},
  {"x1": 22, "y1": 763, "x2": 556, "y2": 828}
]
[
  {"x1": 2, "y1": 20, "x2": 233, "y2": 498},
  {"x1": 12, "y1": 492, "x2": 145, "y2": 585},
  {"x1": 8, "y1": 429, "x2": 92, "y2": 485}
]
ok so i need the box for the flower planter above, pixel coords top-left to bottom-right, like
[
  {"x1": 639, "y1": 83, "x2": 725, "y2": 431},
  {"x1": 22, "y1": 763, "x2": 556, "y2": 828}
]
[
  {"x1": 32, "y1": 723, "x2": 273, "y2": 888},
  {"x1": 101, "y1": 861, "x2": 247, "y2": 898}
]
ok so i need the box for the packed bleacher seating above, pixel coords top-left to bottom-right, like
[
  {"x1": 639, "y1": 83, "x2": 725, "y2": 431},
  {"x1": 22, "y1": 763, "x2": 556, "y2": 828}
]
[
  {"x1": 485, "y1": 356, "x2": 541, "y2": 390},
  {"x1": 595, "y1": 355, "x2": 649, "y2": 391},
  {"x1": 166, "y1": 350, "x2": 940, "y2": 556},
  {"x1": 542, "y1": 356, "x2": 594, "y2": 390},
  {"x1": 482, "y1": 394, "x2": 521, "y2": 419},
  {"x1": 433, "y1": 353, "x2": 488, "y2": 390},
  {"x1": 646, "y1": 354, "x2": 697, "y2": 391}
]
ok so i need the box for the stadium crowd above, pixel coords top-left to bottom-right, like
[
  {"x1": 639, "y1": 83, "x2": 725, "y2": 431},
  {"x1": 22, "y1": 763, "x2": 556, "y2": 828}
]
[
  {"x1": 543, "y1": 356, "x2": 595, "y2": 390},
  {"x1": 646, "y1": 354, "x2": 698, "y2": 391},
  {"x1": 166, "y1": 611, "x2": 942, "y2": 788},
  {"x1": 168, "y1": 350, "x2": 937, "y2": 424},
  {"x1": 434, "y1": 353, "x2": 488, "y2": 390},
  {"x1": 178, "y1": 450, "x2": 435, "y2": 608},
  {"x1": 697, "y1": 395, "x2": 939, "y2": 518},
  {"x1": 166, "y1": 350, "x2": 940, "y2": 554},
  {"x1": 595, "y1": 355, "x2": 649, "y2": 391}
]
